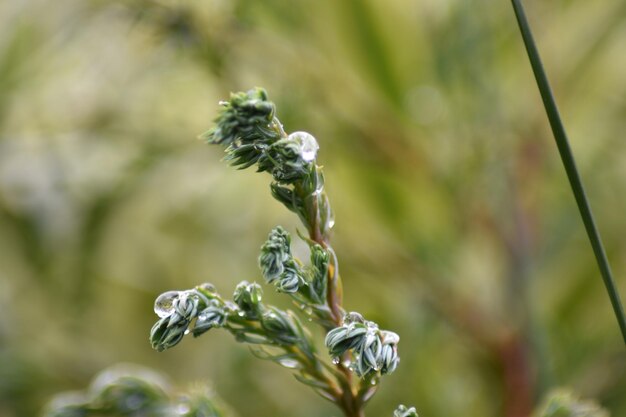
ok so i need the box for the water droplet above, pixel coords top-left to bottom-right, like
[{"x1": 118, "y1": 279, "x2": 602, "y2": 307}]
[
  {"x1": 154, "y1": 291, "x2": 180, "y2": 318},
  {"x1": 366, "y1": 321, "x2": 379, "y2": 330},
  {"x1": 278, "y1": 358, "x2": 300, "y2": 369},
  {"x1": 370, "y1": 378, "x2": 378, "y2": 385},
  {"x1": 381, "y1": 330, "x2": 400, "y2": 344},
  {"x1": 184, "y1": 329, "x2": 190, "y2": 335},
  {"x1": 342, "y1": 359, "x2": 352, "y2": 368},
  {"x1": 198, "y1": 283, "x2": 216, "y2": 293},
  {"x1": 289, "y1": 131, "x2": 318, "y2": 162},
  {"x1": 343, "y1": 312, "x2": 364, "y2": 325},
  {"x1": 332, "y1": 357, "x2": 340, "y2": 365}
]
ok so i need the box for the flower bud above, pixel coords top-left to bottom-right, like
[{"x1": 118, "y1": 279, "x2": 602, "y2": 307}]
[
  {"x1": 203, "y1": 88, "x2": 277, "y2": 148},
  {"x1": 262, "y1": 138, "x2": 311, "y2": 185},
  {"x1": 233, "y1": 281, "x2": 263, "y2": 318},
  {"x1": 150, "y1": 315, "x2": 189, "y2": 352},
  {"x1": 325, "y1": 324, "x2": 367, "y2": 357},
  {"x1": 193, "y1": 301, "x2": 226, "y2": 337},
  {"x1": 259, "y1": 227, "x2": 291, "y2": 283},
  {"x1": 325, "y1": 313, "x2": 401, "y2": 378},
  {"x1": 310, "y1": 245, "x2": 329, "y2": 300},
  {"x1": 276, "y1": 263, "x2": 304, "y2": 293},
  {"x1": 261, "y1": 308, "x2": 299, "y2": 345}
]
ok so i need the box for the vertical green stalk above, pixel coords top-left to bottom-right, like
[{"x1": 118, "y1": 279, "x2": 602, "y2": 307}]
[{"x1": 510, "y1": 0, "x2": 626, "y2": 345}]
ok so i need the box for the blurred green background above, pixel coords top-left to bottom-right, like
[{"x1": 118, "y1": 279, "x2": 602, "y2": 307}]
[{"x1": 1, "y1": 0, "x2": 625, "y2": 416}]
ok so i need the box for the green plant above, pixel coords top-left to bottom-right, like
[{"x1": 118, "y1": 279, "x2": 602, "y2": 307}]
[
  {"x1": 148, "y1": 88, "x2": 415, "y2": 417},
  {"x1": 42, "y1": 364, "x2": 231, "y2": 417}
]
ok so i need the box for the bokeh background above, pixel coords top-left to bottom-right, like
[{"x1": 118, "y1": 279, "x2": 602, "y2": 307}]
[{"x1": 1, "y1": 0, "x2": 625, "y2": 416}]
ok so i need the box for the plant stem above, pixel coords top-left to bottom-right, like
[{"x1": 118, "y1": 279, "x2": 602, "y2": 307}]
[
  {"x1": 510, "y1": 0, "x2": 626, "y2": 345},
  {"x1": 301, "y1": 179, "x2": 364, "y2": 417}
]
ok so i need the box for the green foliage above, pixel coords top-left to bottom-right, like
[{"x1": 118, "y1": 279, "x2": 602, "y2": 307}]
[
  {"x1": 2, "y1": 1, "x2": 625, "y2": 416},
  {"x1": 149, "y1": 281, "x2": 337, "y2": 401},
  {"x1": 42, "y1": 365, "x2": 229, "y2": 417}
]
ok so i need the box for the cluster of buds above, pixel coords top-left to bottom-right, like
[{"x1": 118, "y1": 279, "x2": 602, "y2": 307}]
[
  {"x1": 147, "y1": 89, "x2": 416, "y2": 416},
  {"x1": 258, "y1": 226, "x2": 304, "y2": 293},
  {"x1": 204, "y1": 88, "x2": 328, "y2": 229},
  {"x1": 150, "y1": 284, "x2": 228, "y2": 352},
  {"x1": 203, "y1": 88, "x2": 280, "y2": 168},
  {"x1": 150, "y1": 282, "x2": 313, "y2": 361},
  {"x1": 257, "y1": 132, "x2": 319, "y2": 185},
  {"x1": 259, "y1": 227, "x2": 330, "y2": 306},
  {"x1": 203, "y1": 88, "x2": 319, "y2": 186},
  {"x1": 325, "y1": 312, "x2": 400, "y2": 377}
]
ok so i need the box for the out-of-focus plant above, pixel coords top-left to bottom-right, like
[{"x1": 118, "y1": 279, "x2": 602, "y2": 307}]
[
  {"x1": 42, "y1": 364, "x2": 231, "y2": 417},
  {"x1": 149, "y1": 88, "x2": 413, "y2": 417},
  {"x1": 534, "y1": 390, "x2": 608, "y2": 417}
]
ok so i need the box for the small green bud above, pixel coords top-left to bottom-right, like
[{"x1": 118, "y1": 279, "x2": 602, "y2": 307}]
[
  {"x1": 394, "y1": 405, "x2": 418, "y2": 417},
  {"x1": 193, "y1": 301, "x2": 227, "y2": 337},
  {"x1": 358, "y1": 329, "x2": 382, "y2": 374},
  {"x1": 259, "y1": 226, "x2": 292, "y2": 283},
  {"x1": 325, "y1": 323, "x2": 367, "y2": 357},
  {"x1": 258, "y1": 137, "x2": 312, "y2": 185},
  {"x1": 310, "y1": 244, "x2": 329, "y2": 300},
  {"x1": 379, "y1": 345, "x2": 399, "y2": 375},
  {"x1": 150, "y1": 315, "x2": 190, "y2": 352},
  {"x1": 270, "y1": 183, "x2": 301, "y2": 213},
  {"x1": 233, "y1": 281, "x2": 263, "y2": 318},
  {"x1": 276, "y1": 262, "x2": 304, "y2": 293},
  {"x1": 261, "y1": 307, "x2": 299, "y2": 345}
]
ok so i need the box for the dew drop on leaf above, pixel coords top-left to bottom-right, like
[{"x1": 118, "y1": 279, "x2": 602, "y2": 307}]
[
  {"x1": 289, "y1": 131, "x2": 318, "y2": 162},
  {"x1": 278, "y1": 358, "x2": 300, "y2": 369},
  {"x1": 198, "y1": 283, "x2": 216, "y2": 294},
  {"x1": 154, "y1": 291, "x2": 180, "y2": 318},
  {"x1": 332, "y1": 357, "x2": 340, "y2": 365}
]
